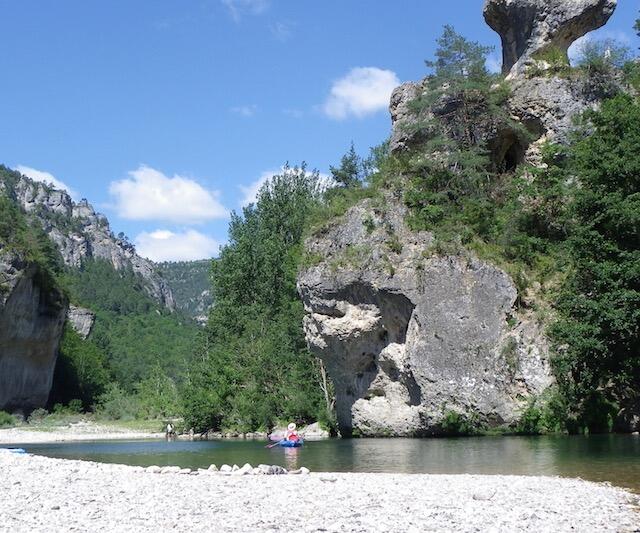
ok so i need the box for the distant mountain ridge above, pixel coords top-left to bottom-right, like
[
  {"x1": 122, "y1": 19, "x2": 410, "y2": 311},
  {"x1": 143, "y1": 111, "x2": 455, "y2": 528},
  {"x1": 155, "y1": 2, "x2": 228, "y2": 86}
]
[
  {"x1": 0, "y1": 166, "x2": 175, "y2": 309},
  {"x1": 158, "y1": 260, "x2": 213, "y2": 324}
]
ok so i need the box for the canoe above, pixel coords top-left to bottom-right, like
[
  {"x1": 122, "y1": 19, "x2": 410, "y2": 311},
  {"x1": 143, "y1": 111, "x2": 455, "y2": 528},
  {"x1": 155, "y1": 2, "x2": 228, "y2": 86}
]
[{"x1": 278, "y1": 439, "x2": 304, "y2": 448}]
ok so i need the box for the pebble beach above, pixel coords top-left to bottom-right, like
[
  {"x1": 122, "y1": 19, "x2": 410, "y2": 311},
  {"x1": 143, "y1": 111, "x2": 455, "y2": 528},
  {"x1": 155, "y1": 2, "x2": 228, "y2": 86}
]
[{"x1": 1, "y1": 451, "x2": 638, "y2": 532}]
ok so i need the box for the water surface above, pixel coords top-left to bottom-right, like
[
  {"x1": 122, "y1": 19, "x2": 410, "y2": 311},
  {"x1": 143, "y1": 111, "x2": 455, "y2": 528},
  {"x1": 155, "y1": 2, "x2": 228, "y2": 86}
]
[{"x1": 21, "y1": 435, "x2": 640, "y2": 492}]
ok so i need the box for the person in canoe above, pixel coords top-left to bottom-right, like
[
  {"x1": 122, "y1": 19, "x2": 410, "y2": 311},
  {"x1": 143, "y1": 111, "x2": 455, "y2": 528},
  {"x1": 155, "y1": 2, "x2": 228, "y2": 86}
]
[{"x1": 285, "y1": 422, "x2": 300, "y2": 443}]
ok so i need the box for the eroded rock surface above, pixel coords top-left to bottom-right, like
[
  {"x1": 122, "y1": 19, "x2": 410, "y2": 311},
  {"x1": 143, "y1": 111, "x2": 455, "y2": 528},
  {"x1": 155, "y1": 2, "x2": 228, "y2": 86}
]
[
  {"x1": 0, "y1": 252, "x2": 67, "y2": 412},
  {"x1": 67, "y1": 305, "x2": 95, "y2": 340},
  {"x1": 483, "y1": 0, "x2": 617, "y2": 76},
  {"x1": 298, "y1": 199, "x2": 553, "y2": 436}
]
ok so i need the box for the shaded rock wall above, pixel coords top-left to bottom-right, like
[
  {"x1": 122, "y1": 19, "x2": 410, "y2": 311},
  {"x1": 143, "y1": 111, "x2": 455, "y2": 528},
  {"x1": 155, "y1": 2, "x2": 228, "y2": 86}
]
[{"x1": 0, "y1": 252, "x2": 67, "y2": 413}]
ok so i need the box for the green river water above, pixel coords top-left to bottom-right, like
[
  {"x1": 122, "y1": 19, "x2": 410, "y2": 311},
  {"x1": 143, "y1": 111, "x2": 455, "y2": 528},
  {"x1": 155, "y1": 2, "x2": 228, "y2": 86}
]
[{"x1": 18, "y1": 435, "x2": 640, "y2": 492}]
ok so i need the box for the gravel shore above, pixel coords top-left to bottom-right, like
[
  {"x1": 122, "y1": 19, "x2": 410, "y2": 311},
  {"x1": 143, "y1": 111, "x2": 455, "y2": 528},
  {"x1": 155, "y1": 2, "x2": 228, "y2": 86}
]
[
  {"x1": 0, "y1": 423, "x2": 163, "y2": 444},
  {"x1": 0, "y1": 451, "x2": 638, "y2": 532}
]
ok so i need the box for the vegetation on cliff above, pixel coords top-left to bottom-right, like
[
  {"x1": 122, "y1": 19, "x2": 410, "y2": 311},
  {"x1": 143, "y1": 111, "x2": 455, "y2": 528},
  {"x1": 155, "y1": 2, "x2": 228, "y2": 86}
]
[{"x1": 399, "y1": 27, "x2": 640, "y2": 434}]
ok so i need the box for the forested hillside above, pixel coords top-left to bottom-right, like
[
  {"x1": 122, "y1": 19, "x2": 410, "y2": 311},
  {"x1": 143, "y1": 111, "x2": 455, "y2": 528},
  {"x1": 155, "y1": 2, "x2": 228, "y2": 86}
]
[
  {"x1": 158, "y1": 260, "x2": 213, "y2": 323},
  {"x1": 1, "y1": 166, "x2": 197, "y2": 418}
]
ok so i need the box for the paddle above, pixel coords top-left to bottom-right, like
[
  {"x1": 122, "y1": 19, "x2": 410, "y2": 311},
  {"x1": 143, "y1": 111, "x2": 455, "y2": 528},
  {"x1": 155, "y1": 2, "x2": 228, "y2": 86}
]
[{"x1": 266, "y1": 440, "x2": 282, "y2": 449}]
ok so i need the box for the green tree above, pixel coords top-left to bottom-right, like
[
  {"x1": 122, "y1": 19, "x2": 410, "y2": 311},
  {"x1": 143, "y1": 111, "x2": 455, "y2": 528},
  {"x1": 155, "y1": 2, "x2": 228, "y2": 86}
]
[
  {"x1": 182, "y1": 166, "x2": 327, "y2": 432},
  {"x1": 425, "y1": 25, "x2": 494, "y2": 86},
  {"x1": 552, "y1": 94, "x2": 640, "y2": 433},
  {"x1": 576, "y1": 38, "x2": 630, "y2": 73},
  {"x1": 330, "y1": 143, "x2": 363, "y2": 188}
]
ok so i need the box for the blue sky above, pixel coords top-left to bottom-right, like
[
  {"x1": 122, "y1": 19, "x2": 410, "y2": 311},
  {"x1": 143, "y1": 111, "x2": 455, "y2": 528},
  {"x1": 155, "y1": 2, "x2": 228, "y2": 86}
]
[{"x1": 1, "y1": 0, "x2": 637, "y2": 261}]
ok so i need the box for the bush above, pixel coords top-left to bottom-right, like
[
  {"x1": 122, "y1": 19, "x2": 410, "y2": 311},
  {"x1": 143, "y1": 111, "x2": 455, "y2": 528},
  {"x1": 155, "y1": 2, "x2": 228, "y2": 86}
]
[
  {"x1": 440, "y1": 409, "x2": 483, "y2": 436},
  {"x1": 95, "y1": 383, "x2": 142, "y2": 421},
  {"x1": 27, "y1": 408, "x2": 49, "y2": 424},
  {"x1": 0, "y1": 411, "x2": 16, "y2": 428}
]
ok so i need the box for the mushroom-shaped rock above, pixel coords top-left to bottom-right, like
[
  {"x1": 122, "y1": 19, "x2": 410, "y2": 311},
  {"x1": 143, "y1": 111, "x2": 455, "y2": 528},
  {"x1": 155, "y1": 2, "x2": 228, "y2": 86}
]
[{"x1": 483, "y1": 0, "x2": 617, "y2": 76}]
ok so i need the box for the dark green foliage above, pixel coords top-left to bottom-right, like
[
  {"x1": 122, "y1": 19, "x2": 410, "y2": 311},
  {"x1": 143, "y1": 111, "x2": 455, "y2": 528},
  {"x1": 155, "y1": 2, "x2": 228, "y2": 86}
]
[
  {"x1": 0, "y1": 411, "x2": 16, "y2": 427},
  {"x1": 551, "y1": 94, "x2": 640, "y2": 433},
  {"x1": 60, "y1": 259, "x2": 198, "y2": 390},
  {"x1": 330, "y1": 143, "x2": 363, "y2": 189},
  {"x1": 158, "y1": 260, "x2": 214, "y2": 319},
  {"x1": 0, "y1": 196, "x2": 63, "y2": 277},
  {"x1": 405, "y1": 27, "x2": 530, "y2": 240},
  {"x1": 425, "y1": 25, "x2": 493, "y2": 86},
  {"x1": 440, "y1": 409, "x2": 483, "y2": 436},
  {"x1": 48, "y1": 326, "x2": 110, "y2": 409},
  {"x1": 182, "y1": 165, "x2": 326, "y2": 432}
]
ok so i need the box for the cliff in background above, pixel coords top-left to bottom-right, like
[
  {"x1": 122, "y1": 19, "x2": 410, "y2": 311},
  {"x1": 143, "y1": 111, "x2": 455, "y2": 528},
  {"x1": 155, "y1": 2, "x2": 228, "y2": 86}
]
[
  {"x1": 0, "y1": 252, "x2": 67, "y2": 413},
  {"x1": 1, "y1": 169, "x2": 175, "y2": 310}
]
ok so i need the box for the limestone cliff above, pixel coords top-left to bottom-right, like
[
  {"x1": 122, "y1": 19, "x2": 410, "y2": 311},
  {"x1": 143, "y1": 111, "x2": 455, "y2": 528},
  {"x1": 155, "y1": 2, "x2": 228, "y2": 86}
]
[
  {"x1": 0, "y1": 252, "x2": 67, "y2": 413},
  {"x1": 298, "y1": 199, "x2": 553, "y2": 436},
  {"x1": 3, "y1": 173, "x2": 174, "y2": 309},
  {"x1": 298, "y1": 0, "x2": 621, "y2": 436}
]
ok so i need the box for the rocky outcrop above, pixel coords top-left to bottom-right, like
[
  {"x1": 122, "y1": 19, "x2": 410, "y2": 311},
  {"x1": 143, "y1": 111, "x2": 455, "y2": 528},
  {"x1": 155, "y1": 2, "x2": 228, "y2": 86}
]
[
  {"x1": 483, "y1": 0, "x2": 617, "y2": 76},
  {"x1": 298, "y1": 198, "x2": 553, "y2": 437},
  {"x1": 7, "y1": 174, "x2": 174, "y2": 309},
  {"x1": 67, "y1": 305, "x2": 95, "y2": 340},
  {"x1": 0, "y1": 252, "x2": 67, "y2": 413},
  {"x1": 390, "y1": 70, "x2": 617, "y2": 166}
]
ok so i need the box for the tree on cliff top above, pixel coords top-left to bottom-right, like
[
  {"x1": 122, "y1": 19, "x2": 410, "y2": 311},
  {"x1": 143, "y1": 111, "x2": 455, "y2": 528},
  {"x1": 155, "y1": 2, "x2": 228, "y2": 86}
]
[{"x1": 425, "y1": 24, "x2": 494, "y2": 88}]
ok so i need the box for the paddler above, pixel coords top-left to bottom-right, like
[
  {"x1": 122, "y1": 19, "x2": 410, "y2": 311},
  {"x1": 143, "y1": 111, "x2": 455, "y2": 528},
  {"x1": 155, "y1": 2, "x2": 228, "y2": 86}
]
[{"x1": 285, "y1": 422, "x2": 299, "y2": 442}]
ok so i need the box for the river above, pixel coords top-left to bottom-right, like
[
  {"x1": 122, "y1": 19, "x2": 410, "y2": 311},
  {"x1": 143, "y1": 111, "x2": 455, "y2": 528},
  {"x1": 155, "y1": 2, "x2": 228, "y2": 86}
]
[{"x1": 19, "y1": 434, "x2": 640, "y2": 492}]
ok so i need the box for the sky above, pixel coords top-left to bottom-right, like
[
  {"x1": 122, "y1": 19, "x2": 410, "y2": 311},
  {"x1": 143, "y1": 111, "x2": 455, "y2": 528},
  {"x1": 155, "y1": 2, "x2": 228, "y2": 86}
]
[{"x1": 1, "y1": 0, "x2": 637, "y2": 262}]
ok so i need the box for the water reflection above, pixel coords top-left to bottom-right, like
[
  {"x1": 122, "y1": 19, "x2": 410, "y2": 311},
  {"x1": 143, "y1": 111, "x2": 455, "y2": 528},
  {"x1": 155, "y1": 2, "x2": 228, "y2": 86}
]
[{"x1": 20, "y1": 435, "x2": 640, "y2": 492}]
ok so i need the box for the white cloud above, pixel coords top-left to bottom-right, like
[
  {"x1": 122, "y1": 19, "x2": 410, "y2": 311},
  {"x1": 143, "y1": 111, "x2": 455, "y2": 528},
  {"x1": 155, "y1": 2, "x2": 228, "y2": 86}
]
[
  {"x1": 239, "y1": 168, "x2": 334, "y2": 208},
  {"x1": 109, "y1": 165, "x2": 229, "y2": 224},
  {"x1": 230, "y1": 104, "x2": 258, "y2": 117},
  {"x1": 15, "y1": 165, "x2": 78, "y2": 199},
  {"x1": 323, "y1": 67, "x2": 400, "y2": 120},
  {"x1": 135, "y1": 229, "x2": 220, "y2": 262},
  {"x1": 221, "y1": 0, "x2": 268, "y2": 21}
]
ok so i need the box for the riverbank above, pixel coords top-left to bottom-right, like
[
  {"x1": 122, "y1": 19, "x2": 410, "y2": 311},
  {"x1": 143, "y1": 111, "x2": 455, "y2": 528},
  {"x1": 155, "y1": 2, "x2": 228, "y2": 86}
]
[
  {"x1": 0, "y1": 420, "x2": 164, "y2": 444},
  {"x1": 1, "y1": 452, "x2": 638, "y2": 532}
]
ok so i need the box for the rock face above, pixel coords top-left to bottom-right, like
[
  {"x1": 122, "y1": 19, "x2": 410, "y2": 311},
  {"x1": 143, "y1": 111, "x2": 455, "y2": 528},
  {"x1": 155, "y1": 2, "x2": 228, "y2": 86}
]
[
  {"x1": 0, "y1": 252, "x2": 67, "y2": 413},
  {"x1": 390, "y1": 70, "x2": 617, "y2": 165},
  {"x1": 6, "y1": 174, "x2": 174, "y2": 309},
  {"x1": 483, "y1": 0, "x2": 617, "y2": 76},
  {"x1": 298, "y1": 198, "x2": 553, "y2": 436},
  {"x1": 67, "y1": 305, "x2": 95, "y2": 340}
]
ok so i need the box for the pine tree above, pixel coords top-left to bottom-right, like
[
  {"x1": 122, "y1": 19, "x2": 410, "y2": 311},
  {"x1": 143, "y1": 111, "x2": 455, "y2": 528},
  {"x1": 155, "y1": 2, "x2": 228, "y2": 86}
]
[{"x1": 330, "y1": 143, "x2": 362, "y2": 188}]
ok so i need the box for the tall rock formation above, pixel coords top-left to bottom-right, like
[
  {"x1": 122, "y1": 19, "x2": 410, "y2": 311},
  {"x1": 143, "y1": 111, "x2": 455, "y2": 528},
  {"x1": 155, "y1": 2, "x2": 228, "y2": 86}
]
[
  {"x1": 0, "y1": 252, "x2": 67, "y2": 413},
  {"x1": 299, "y1": 1, "x2": 623, "y2": 436},
  {"x1": 298, "y1": 199, "x2": 552, "y2": 436},
  {"x1": 5, "y1": 173, "x2": 175, "y2": 309},
  {"x1": 483, "y1": 0, "x2": 617, "y2": 76}
]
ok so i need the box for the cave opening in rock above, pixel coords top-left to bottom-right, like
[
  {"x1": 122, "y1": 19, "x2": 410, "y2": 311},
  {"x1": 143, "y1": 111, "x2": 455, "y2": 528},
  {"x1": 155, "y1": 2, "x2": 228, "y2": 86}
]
[{"x1": 497, "y1": 137, "x2": 527, "y2": 174}]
